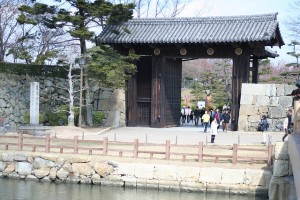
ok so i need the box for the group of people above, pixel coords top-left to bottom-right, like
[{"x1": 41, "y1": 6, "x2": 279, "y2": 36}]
[
  {"x1": 259, "y1": 108, "x2": 293, "y2": 144},
  {"x1": 181, "y1": 106, "x2": 231, "y2": 143}
]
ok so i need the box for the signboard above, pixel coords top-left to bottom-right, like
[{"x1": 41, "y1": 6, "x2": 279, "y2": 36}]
[
  {"x1": 197, "y1": 101, "x2": 205, "y2": 109},
  {"x1": 30, "y1": 82, "x2": 39, "y2": 125}
]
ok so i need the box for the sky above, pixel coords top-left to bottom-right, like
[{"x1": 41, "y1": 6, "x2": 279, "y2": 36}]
[{"x1": 177, "y1": 0, "x2": 298, "y2": 65}]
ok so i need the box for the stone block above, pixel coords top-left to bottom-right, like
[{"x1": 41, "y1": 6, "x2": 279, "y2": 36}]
[
  {"x1": 266, "y1": 84, "x2": 277, "y2": 96},
  {"x1": 122, "y1": 176, "x2": 137, "y2": 188},
  {"x1": 34, "y1": 167, "x2": 50, "y2": 179},
  {"x1": 268, "y1": 107, "x2": 286, "y2": 118},
  {"x1": 255, "y1": 96, "x2": 269, "y2": 106},
  {"x1": 154, "y1": 164, "x2": 177, "y2": 181},
  {"x1": 2, "y1": 153, "x2": 14, "y2": 162},
  {"x1": 33, "y1": 158, "x2": 56, "y2": 169},
  {"x1": 40, "y1": 177, "x2": 51, "y2": 182},
  {"x1": 69, "y1": 157, "x2": 91, "y2": 163},
  {"x1": 158, "y1": 180, "x2": 180, "y2": 191},
  {"x1": 177, "y1": 166, "x2": 200, "y2": 182},
  {"x1": 110, "y1": 89, "x2": 125, "y2": 101},
  {"x1": 4, "y1": 163, "x2": 15, "y2": 173},
  {"x1": 146, "y1": 179, "x2": 159, "y2": 189},
  {"x1": 239, "y1": 105, "x2": 258, "y2": 115},
  {"x1": 93, "y1": 162, "x2": 114, "y2": 177},
  {"x1": 180, "y1": 181, "x2": 206, "y2": 192},
  {"x1": 240, "y1": 95, "x2": 254, "y2": 105},
  {"x1": 39, "y1": 155, "x2": 58, "y2": 162},
  {"x1": 135, "y1": 163, "x2": 154, "y2": 179},
  {"x1": 26, "y1": 175, "x2": 38, "y2": 181},
  {"x1": 49, "y1": 168, "x2": 57, "y2": 180},
  {"x1": 199, "y1": 168, "x2": 221, "y2": 184},
  {"x1": 57, "y1": 168, "x2": 69, "y2": 179},
  {"x1": 245, "y1": 169, "x2": 272, "y2": 187},
  {"x1": 105, "y1": 110, "x2": 121, "y2": 128},
  {"x1": 0, "y1": 161, "x2": 6, "y2": 172},
  {"x1": 241, "y1": 84, "x2": 266, "y2": 95},
  {"x1": 238, "y1": 115, "x2": 248, "y2": 131},
  {"x1": 248, "y1": 115, "x2": 261, "y2": 123},
  {"x1": 270, "y1": 97, "x2": 279, "y2": 106},
  {"x1": 257, "y1": 106, "x2": 269, "y2": 113},
  {"x1": 206, "y1": 183, "x2": 230, "y2": 194},
  {"x1": 136, "y1": 178, "x2": 148, "y2": 188},
  {"x1": 8, "y1": 172, "x2": 20, "y2": 179},
  {"x1": 14, "y1": 153, "x2": 27, "y2": 161},
  {"x1": 229, "y1": 185, "x2": 263, "y2": 196},
  {"x1": 16, "y1": 162, "x2": 32, "y2": 176},
  {"x1": 92, "y1": 174, "x2": 101, "y2": 185},
  {"x1": 62, "y1": 161, "x2": 72, "y2": 172},
  {"x1": 268, "y1": 176, "x2": 297, "y2": 200},
  {"x1": 79, "y1": 175, "x2": 92, "y2": 184},
  {"x1": 284, "y1": 85, "x2": 297, "y2": 95},
  {"x1": 274, "y1": 142, "x2": 289, "y2": 160},
  {"x1": 72, "y1": 163, "x2": 93, "y2": 176},
  {"x1": 118, "y1": 163, "x2": 135, "y2": 177},
  {"x1": 273, "y1": 160, "x2": 289, "y2": 177},
  {"x1": 278, "y1": 96, "x2": 293, "y2": 107},
  {"x1": 276, "y1": 84, "x2": 285, "y2": 96},
  {"x1": 221, "y1": 169, "x2": 245, "y2": 184}
]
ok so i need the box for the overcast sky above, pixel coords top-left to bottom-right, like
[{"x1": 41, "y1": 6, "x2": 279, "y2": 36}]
[{"x1": 178, "y1": 0, "x2": 297, "y2": 64}]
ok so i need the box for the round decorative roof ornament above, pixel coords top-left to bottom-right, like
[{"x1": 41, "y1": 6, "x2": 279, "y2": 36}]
[
  {"x1": 235, "y1": 48, "x2": 242, "y2": 55},
  {"x1": 154, "y1": 48, "x2": 160, "y2": 55},
  {"x1": 129, "y1": 48, "x2": 135, "y2": 54},
  {"x1": 207, "y1": 48, "x2": 214, "y2": 55},
  {"x1": 180, "y1": 48, "x2": 187, "y2": 55}
]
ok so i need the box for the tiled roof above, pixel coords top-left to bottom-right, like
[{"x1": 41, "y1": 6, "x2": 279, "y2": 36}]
[{"x1": 97, "y1": 13, "x2": 284, "y2": 46}]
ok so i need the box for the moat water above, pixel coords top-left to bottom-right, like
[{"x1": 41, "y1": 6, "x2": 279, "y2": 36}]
[{"x1": 0, "y1": 178, "x2": 267, "y2": 200}]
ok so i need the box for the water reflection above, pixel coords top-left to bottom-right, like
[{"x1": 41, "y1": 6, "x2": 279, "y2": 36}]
[{"x1": 0, "y1": 178, "x2": 266, "y2": 200}]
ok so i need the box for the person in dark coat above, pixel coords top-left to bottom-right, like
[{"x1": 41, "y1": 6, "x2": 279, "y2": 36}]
[
  {"x1": 194, "y1": 106, "x2": 201, "y2": 126},
  {"x1": 221, "y1": 110, "x2": 230, "y2": 132}
]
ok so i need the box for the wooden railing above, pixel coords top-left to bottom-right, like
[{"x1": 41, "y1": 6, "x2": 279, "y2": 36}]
[{"x1": 0, "y1": 133, "x2": 273, "y2": 166}]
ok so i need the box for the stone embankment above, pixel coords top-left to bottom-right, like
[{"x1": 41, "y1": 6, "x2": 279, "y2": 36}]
[{"x1": 0, "y1": 152, "x2": 271, "y2": 197}]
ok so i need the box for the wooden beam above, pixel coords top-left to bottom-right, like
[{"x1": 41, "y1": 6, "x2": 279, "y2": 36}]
[
  {"x1": 252, "y1": 58, "x2": 259, "y2": 83},
  {"x1": 231, "y1": 55, "x2": 250, "y2": 131}
]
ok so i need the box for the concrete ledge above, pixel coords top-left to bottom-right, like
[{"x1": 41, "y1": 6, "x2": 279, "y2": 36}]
[{"x1": 288, "y1": 134, "x2": 300, "y2": 199}]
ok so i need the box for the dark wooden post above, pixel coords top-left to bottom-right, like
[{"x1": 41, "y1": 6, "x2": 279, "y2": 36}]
[
  {"x1": 45, "y1": 135, "x2": 50, "y2": 153},
  {"x1": 73, "y1": 136, "x2": 79, "y2": 154},
  {"x1": 231, "y1": 55, "x2": 250, "y2": 131},
  {"x1": 232, "y1": 144, "x2": 238, "y2": 165},
  {"x1": 151, "y1": 56, "x2": 165, "y2": 127},
  {"x1": 198, "y1": 142, "x2": 203, "y2": 162},
  {"x1": 18, "y1": 132, "x2": 23, "y2": 151},
  {"x1": 103, "y1": 137, "x2": 108, "y2": 156},
  {"x1": 165, "y1": 140, "x2": 170, "y2": 160},
  {"x1": 134, "y1": 139, "x2": 139, "y2": 158},
  {"x1": 252, "y1": 57, "x2": 259, "y2": 83},
  {"x1": 126, "y1": 73, "x2": 138, "y2": 126}
]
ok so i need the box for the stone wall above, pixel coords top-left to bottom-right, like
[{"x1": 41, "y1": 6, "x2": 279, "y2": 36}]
[
  {"x1": 0, "y1": 73, "x2": 125, "y2": 129},
  {"x1": 0, "y1": 152, "x2": 271, "y2": 197},
  {"x1": 239, "y1": 84, "x2": 296, "y2": 132},
  {"x1": 268, "y1": 142, "x2": 296, "y2": 200}
]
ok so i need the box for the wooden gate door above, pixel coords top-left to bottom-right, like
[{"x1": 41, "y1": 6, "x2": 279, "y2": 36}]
[{"x1": 136, "y1": 56, "x2": 152, "y2": 126}]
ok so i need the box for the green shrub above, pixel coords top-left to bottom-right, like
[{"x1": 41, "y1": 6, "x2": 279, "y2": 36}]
[
  {"x1": 92, "y1": 111, "x2": 105, "y2": 125},
  {"x1": 24, "y1": 112, "x2": 44, "y2": 124}
]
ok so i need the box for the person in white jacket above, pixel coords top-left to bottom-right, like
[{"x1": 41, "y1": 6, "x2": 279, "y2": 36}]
[{"x1": 210, "y1": 117, "x2": 218, "y2": 143}]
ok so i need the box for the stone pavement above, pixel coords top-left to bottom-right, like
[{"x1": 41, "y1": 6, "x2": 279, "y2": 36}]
[{"x1": 75, "y1": 124, "x2": 286, "y2": 146}]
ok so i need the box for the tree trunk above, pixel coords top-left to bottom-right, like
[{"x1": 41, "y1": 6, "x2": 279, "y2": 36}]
[{"x1": 68, "y1": 62, "x2": 75, "y2": 127}]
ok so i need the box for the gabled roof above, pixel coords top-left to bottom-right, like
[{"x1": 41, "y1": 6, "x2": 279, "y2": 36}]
[{"x1": 97, "y1": 13, "x2": 284, "y2": 46}]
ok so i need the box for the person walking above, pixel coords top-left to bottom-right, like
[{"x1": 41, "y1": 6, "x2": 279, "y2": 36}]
[
  {"x1": 202, "y1": 111, "x2": 210, "y2": 132},
  {"x1": 181, "y1": 106, "x2": 186, "y2": 124},
  {"x1": 282, "y1": 109, "x2": 293, "y2": 141},
  {"x1": 186, "y1": 106, "x2": 192, "y2": 124},
  {"x1": 221, "y1": 110, "x2": 230, "y2": 132},
  {"x1": 194, "y1": 106, "x2": 201, "y2": 126},
  {"x1": 259, "y1": 115, "x2": 269, "y2": 144},
  {"x1": 210, "y1": 117, "x2": 218, "y2": 143}
]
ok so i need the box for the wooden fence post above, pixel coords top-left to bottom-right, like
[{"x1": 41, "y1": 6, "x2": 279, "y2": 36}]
[
  {"x1": 232, "y1": 143, "x2": 238, "y2": 165},
  {"x1": 133, "y1": 139, "x2": 139, "y2": 158},
  {"x1": 18, "y1": 132, "x2": 23, "y2": 151},
  {"x1": 45, "y1": 135, "x2": 50, "y2": 153},
  {"x1": 103, "y1": 137, "x2": 108, "y2": 156},
  {"x1": 165, "y1": 140, "x2": 170, "y2": 160},
  {"x1": 267, "y1": 144, "x2": 273, "y2": 166},
  {"x1": 198, "y1": 142, "x2": 203, "y2": 162},
  {"x1": 73, "y1": 136, "x2": 79, "y2": 154}
]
